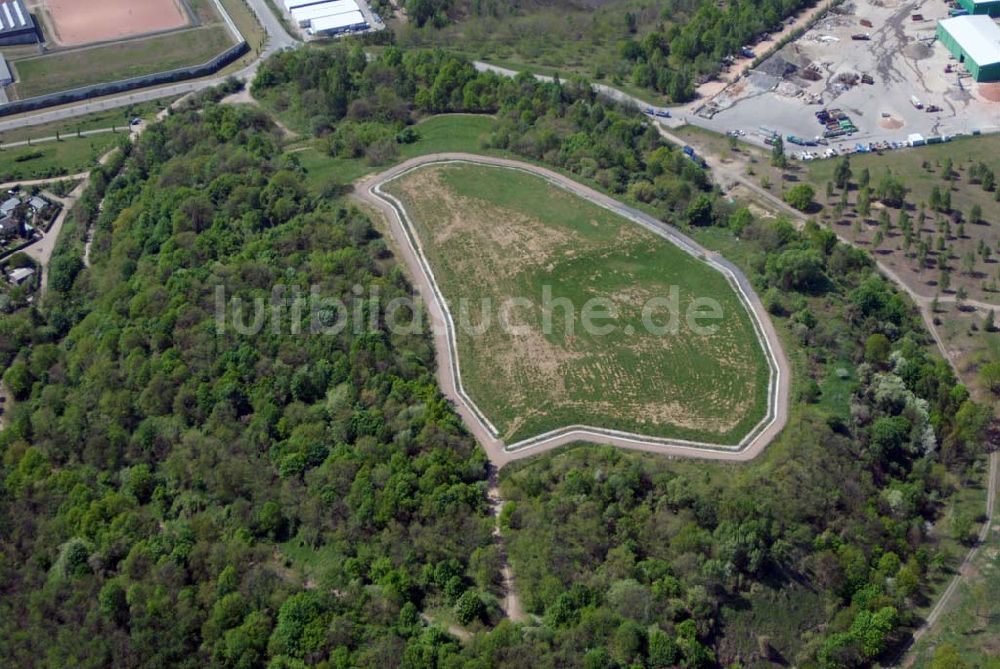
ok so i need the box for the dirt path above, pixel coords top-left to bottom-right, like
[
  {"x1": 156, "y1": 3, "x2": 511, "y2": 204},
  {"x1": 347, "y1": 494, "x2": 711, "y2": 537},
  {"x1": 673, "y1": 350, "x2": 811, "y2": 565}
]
[
  {"x1": 0, "y1": 174, "x2": 90, "y2": 191},
  {"x1": 355, "y1": 153, "x2": 790, "y2": 467},
  {"x1": 419, "y1": 613, "x2": 473, "y2": 641},
  {"x1": 487, "y1": 467, "x2": 527, "y2": 623},
  {"x1": 221, "y1": 89, "x2": 299, "y2": 139},
  {"x1": 897, "y1": 451, "x2": 999, "y2": 666}
]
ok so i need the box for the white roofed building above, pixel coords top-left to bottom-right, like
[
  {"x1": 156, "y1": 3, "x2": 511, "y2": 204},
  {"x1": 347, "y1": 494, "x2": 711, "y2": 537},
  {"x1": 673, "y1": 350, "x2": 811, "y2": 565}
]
[
  {"x1": 309, "y1": 10, "x2": 367, "y2": 34},
  {"x1": 291, "y1": 1, "x2": 361, "y2": 27}
]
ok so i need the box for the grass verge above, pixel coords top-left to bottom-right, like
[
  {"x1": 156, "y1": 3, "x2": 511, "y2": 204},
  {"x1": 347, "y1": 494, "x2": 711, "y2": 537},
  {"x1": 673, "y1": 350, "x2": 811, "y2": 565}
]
[
  {"x1": 0, "y1": 135, "x2": 118, "y2": 182},
  {"x1": 12, "y1": 25, "x2": 235, "y2": 99}
]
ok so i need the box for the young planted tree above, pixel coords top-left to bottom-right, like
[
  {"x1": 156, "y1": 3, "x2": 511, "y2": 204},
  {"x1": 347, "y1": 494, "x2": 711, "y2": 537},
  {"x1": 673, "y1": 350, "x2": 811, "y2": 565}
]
[
  {"x1": 971, "y1": 204, "x2": 982, "y2": 224},
  {"x1": 834, "y1": 155, "x2": 852, "y2": 190},
  {"x1": 857, "y1": 188, "x2": 871, "y2": 219},
  {"x1": 771, "y1": 137, "x2": 787, "y2": 169},
  {"x1": 982, "y1": 170, "x2": 995, "y2": 193},
  {"x1": 962, "y1": 251, "x2": 976, "y2": 276}
]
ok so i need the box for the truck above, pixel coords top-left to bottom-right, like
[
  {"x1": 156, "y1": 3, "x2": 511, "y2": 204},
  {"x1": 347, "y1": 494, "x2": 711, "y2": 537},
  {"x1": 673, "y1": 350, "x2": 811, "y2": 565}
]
[{"x1": 786, "y1": 135, "x2": 815, "y2": 146}]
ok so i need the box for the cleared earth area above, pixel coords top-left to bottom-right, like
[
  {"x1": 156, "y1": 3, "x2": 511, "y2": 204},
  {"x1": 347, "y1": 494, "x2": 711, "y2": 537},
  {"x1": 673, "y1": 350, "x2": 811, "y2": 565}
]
[
  {"x1": 382, "y1": 162, "x2": 771, "y2": 444},
  {"x1": 41, "y1": 0, "x2": 190, "y2": 47}
]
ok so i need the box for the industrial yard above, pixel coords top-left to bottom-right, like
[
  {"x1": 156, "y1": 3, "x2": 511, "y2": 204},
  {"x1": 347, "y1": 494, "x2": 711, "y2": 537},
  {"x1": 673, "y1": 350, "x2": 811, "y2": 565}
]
[{"x1": 693, "y1": 0, "x2": 1000, "y2": 155}]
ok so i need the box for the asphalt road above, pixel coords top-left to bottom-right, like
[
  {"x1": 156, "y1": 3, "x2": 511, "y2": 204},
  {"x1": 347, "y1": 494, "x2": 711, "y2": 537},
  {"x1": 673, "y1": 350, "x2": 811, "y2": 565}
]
[{"x1": 356, "y1": 153, "x2": 791, "y2": 468}]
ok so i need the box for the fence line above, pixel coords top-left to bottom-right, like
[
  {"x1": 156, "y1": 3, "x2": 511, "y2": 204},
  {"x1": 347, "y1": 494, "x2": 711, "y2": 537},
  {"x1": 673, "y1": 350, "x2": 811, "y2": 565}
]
[{"x1": 0, "y1": 37, "x2": 249, "y2": 118}]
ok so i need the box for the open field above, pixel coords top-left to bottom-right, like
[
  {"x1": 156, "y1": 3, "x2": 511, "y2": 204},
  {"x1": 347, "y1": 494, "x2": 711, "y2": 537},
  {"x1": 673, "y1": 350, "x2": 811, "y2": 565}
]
[
  {"x1": 381, "y1": 162, "x2": 771, "y2": 444},
  {"x1": 931, "y1": 303, "x2": 1000, "y2": 404},
  {"x1": 674, "y1": 123, "x2": 1000, "y2": 305},
  {"x1": 805, "y1": 135, "x2": 1000, "y2": 303},
  {"x1": 0, "y1": 134, "x2": 117, "y2": 181},
  {"x1": 909, "y1": 451, "x2": 1000, "y2": 668},
  {"x1": 40, "y1": 0, "x2": 190, "y2": 47},
  {"x1": 0, "y1": 98, "x2": 175, "y2": 145},
  {"x1": 11, "y1": 24, "x2": 235, "y2": 99},
  {"x1": 296, "y1": 114, "x2": 497, "y2": 190}
]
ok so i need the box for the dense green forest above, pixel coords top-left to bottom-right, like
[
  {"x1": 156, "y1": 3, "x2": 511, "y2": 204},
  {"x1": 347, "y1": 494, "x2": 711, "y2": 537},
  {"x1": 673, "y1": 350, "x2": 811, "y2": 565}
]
[
  {"x1": 254, "y1": 46, "x2": 710, "y2": 213},
  {"x1": 0, "y1": 45, "x2": 992, "y2": 668},
  {"x1": 0, "y1": 102, "x2": 495, "y2": 667},
  {"x1": 391, "y1": 0, "x2": 819, "y2": 101}
]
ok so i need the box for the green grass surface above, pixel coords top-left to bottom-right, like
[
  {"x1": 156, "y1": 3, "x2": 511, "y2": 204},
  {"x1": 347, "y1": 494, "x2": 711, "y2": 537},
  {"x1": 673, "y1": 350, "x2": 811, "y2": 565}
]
[
  {"x1": 0, "y1": 135, "x2": 118, "y2": 181},
  {"x1": 804, "y1": 135, "x2": 1000, "y2": 303},
  {"x1": 186, "y1": 0, "x2": 224, "y2": 23},
  {"x1": 297, "y1": 114, "x2": 498, "y2": 191},
  {"x1": 218, "y1": 0, "x2": 268, "y2": 72},
  {"x1": 383, "y1": 162, "x2": 770, "y2": 444},
  {"x1": 12, "y1": 25, "x2": 235, "y2": 99},
  {"x1": 805, "y1": 136, "x2": 1000, "y2": 217},
  {"x1": 0, "y1": 99, "x2": 174, "y2": 145},
  {"x1": 909, "y1": 474, "x2": 1000, "y2": 668}
]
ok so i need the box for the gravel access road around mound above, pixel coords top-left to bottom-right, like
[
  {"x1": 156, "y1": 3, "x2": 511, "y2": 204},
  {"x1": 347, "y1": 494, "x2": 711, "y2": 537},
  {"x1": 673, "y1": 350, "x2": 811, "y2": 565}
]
[{"x1": 356, "y1": 153, "x2": 791, "y2": 468}]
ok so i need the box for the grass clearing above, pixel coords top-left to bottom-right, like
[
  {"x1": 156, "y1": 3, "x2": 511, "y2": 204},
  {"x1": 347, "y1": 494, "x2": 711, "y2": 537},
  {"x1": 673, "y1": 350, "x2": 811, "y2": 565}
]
[
  {"x1": 12, "y1": 25, "x2": 235, "y2": 99},
  {"x1": 804, "y1": 136, "x2": 1000, "y2": 303},
  {"x1": 909, "y1": 477, "x2": 1000, "y2": 668},
  {"x1": 0, "y1": 98, "x2": 176, "y2": 145},
  {"x1": 297, "y1": 114, "x2": 497, "y2": 191},
  {"x1": 0, "y1": 135, "x2": 118, "y2": 181},
  {"x1": 383, "y1": 162, "x2": 770, "y2": 444}
]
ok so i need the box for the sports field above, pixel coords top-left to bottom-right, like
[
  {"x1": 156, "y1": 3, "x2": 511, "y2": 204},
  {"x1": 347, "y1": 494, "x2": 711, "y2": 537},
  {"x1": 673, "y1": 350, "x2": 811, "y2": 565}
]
[
  {"x1": 383, "y1": 163, "x2": 771, "y2": 444},
  {"x1": 12, "y1": 24, "x2": 234, "y2": 98},
  {"x1": 41, "y1": 0, "x2": 190, "y2": 47}
]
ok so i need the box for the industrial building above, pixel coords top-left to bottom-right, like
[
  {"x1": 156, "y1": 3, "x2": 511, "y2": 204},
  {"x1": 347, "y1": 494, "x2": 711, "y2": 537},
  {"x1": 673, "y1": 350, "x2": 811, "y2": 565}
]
[
  {"x1": 310, "y1": 10, "x2": 367, "y2": 35},
  {"x1": 290, "y1": 0, "x2": 366, "y2": 29},
  {"x1": 289, "y1": 0, "x2": 357, "y2": 27},
  {"x1": 937, "y1": 15, "x2": 1000, "y2": 82},
  {"x1": 282, "y1": 0, "x2": 329, "y2": 11},
  {"x1": 958, "y1": 0, "x2": 1000, "y2": 18},
  {"x1": 0, "y1": 0, "x2": 36, "y2": 46}
]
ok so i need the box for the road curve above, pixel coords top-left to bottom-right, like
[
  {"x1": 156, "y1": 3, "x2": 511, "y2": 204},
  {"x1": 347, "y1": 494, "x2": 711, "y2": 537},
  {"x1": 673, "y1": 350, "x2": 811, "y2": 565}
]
[{"x1": 355, "y1": 153, "x2": 791, "y2": 468}]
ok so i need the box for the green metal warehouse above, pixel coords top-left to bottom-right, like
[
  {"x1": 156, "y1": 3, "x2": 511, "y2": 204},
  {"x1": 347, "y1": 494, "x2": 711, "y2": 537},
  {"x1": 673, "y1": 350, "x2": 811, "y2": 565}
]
[
  {"x1": 937, "y1": 15, "x2": 1000, "y2": 82},
  {"x1": 958, "y1": 0, "x2": 1000, "y2": 18}
]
